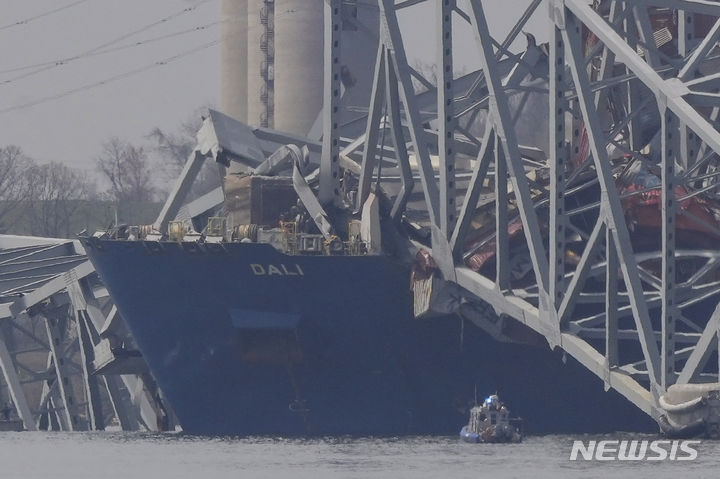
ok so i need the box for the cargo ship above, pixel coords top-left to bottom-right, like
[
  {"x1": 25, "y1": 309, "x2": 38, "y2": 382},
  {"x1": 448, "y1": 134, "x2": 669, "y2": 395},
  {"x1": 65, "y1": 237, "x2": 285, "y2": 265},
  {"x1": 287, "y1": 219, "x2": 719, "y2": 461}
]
[
  {"x1": 80, "y1": 2, "x2": 720, "y2": 436},
  {"x1": 80, "y1": 106, "x2": 660, "y2": 435},
  {"x1": 82, "y1": 231, "x2": 655, "y2": 435}
]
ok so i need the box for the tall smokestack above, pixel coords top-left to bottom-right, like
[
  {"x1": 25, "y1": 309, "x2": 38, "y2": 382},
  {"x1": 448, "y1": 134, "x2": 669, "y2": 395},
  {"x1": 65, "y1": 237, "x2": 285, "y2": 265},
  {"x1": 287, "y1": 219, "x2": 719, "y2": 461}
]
[
  {"x1": 273, "y1": 0, "x2": 324, "y2": 137},
  {"x1": 221, "y1": 0, "x2": 379, "y2": 138},
  {"x1": 221, "y1": 0, "x2": 248, "y2": 122}
]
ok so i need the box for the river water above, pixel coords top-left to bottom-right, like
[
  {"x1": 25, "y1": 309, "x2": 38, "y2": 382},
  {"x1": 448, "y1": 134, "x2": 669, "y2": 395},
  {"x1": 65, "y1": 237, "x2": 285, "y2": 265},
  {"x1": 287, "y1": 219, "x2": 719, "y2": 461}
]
[{"x1": 1, "y1": 432, "x2": 718, "y2": 479}]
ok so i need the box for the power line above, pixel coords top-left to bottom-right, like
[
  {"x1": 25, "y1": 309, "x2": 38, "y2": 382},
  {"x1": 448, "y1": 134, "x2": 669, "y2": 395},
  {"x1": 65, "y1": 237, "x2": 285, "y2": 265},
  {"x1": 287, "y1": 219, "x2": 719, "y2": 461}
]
[
  {"x1": 0, "y1": 21, "x2": 222, "y2": 75},
  {"x1": 0, "y1": 39, "x2": 220, "y2": 115},
  {"x1": 1, "y1": 0, "x2": 217, "y2": 86},
  {"x1": 0, "y1": 0, "x2": 92, "y2": 32},
  {"x1": 0, "y1": 6, "x2": 301, "y2": 115}
]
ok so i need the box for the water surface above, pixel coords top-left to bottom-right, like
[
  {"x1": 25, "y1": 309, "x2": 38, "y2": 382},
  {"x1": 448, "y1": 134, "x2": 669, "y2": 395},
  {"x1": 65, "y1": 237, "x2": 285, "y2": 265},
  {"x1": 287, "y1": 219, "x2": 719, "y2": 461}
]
[{"x1": 0, "y1": 433, "x2": 717, "y2": 479}]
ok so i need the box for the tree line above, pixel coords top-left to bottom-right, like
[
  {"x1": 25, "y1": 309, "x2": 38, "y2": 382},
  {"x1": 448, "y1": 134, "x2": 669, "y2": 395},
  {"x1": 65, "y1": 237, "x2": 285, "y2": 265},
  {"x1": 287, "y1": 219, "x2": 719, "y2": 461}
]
[{"x1": 0, "y1": 110, "x2": 220, "y2": 238}]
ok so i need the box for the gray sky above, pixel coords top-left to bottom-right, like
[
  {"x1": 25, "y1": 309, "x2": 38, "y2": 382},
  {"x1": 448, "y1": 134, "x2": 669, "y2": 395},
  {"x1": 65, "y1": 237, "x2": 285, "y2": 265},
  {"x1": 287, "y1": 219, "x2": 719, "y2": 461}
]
[{"x1": 0, "y1": 0, "x2": 547, "y2": 174}]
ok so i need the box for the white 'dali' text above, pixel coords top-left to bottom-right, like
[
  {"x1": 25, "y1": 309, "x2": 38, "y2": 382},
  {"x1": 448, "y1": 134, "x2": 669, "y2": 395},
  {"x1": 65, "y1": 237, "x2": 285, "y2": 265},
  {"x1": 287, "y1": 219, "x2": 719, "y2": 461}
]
[{"x1": 250, "y1": 264, "x2": 305, "y2": 276}]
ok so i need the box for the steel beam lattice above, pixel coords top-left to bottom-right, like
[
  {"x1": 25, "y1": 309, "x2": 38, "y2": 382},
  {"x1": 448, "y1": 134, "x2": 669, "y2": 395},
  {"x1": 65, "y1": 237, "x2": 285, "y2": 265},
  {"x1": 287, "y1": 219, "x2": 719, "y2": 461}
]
[
  {"x1": 150, "y1": 0, "x2": 720, "y2": 435},
  {"x1": 0, "y1": 238, "x2": 169, "y2": 431},
  {"x1": 319, "y1": 0, "x2": 720, "y2": 431}
]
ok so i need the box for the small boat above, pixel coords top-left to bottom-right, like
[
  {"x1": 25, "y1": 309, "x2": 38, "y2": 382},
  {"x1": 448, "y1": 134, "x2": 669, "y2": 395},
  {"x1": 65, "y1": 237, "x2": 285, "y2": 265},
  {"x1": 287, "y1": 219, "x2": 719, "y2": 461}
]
[{"x1": 460, "y1": 395, "x2": 522, "y2": 443}]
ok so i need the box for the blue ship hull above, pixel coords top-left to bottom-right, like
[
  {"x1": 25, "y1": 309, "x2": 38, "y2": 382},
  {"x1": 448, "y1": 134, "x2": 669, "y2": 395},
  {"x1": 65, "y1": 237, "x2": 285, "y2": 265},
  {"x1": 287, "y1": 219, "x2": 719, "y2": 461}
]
[{"x1": 83, "y1": 239, "x2": 654, "y2": 435}]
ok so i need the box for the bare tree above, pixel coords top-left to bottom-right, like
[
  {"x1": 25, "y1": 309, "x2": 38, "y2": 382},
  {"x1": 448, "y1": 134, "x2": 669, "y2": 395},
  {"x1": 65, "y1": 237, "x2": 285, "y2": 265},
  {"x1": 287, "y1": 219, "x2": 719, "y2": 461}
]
[
  {"x1": 0, "y1": 146, "x2": 33, "y2": 232},
  {"x1": 96, "y1": 138, "x2": 156, "y2": 203},
  {"x1": 147, "y1": 110, "x2": 221, "y2": 200},
  {"x1": 147, "y1": 125, "x2": 195, "y2": 177},
  {"x1": 26, "y1": 162, "x2": 94, "y2": 238},
  {"x1": 148, "y1": 112, "x2": 201, "y2": 173}
]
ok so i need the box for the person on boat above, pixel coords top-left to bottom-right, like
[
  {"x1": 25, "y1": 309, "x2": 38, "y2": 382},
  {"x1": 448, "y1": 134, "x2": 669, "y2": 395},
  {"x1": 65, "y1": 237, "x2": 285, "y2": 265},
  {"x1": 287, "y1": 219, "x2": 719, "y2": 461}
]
[{"x1": 485, "y1": 395, "x2": 500, "y2": 410}]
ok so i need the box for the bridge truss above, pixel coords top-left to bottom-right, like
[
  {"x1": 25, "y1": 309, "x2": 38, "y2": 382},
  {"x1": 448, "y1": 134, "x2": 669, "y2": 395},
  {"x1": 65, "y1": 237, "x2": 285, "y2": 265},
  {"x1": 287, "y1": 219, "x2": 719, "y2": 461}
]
[
  {"x1": 320, "y1": 0, "x2": 720, "y2": 432},
  {"x1": 154, "y1": 0, "x2": 720, "y2": 434},
  {"x1": 0, "y1": 237, "x2": 169, "y2": 431}
]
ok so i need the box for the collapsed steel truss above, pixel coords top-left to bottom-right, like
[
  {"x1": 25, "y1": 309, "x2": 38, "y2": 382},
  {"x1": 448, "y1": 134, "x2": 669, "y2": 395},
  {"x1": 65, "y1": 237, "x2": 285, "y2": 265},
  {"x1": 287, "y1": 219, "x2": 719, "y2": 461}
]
[
  {"x1": 151, "y1": 0, "x2": 720, "y2": 432},
  {"x1": 323, "y1": 0, "x2": 720, "y2": 426},
  {"x1": 0, "y1": 237, "x2": 167, "y2": 431},
  {"x1": 21, "y1": 0, "x2": 720, "y2": 435}
]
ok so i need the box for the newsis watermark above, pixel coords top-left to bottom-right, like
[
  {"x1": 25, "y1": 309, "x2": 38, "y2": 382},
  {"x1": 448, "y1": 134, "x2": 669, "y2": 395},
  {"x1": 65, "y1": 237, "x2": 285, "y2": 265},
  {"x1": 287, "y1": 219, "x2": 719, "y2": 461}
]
[{"x1": 569, "y1": 439, "x2": 701, "y2": 461}]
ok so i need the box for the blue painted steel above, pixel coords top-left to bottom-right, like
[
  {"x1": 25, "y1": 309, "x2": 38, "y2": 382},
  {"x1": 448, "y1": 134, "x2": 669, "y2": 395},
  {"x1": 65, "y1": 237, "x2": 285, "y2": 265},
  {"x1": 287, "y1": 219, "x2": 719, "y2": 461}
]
[
  {"x1": 230, "y1": 310, "x2": 301, "y2": 329},
  {"x1": 83, "y1": 239, "x2": 655, "y2": 435}
]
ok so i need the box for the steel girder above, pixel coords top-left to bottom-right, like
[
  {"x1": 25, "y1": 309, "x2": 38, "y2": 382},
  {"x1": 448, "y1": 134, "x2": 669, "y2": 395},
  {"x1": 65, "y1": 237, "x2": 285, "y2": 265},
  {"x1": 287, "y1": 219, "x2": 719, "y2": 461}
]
[
  {"x1": 0, "y1": 237, "x2": 166, "y2": 431},
  {"x1": 317, "y1": 0, "x2": 720, "y2": 425},
  {"x1": 149, "y1": 0, "x2": 720, "y2": 430},
  {"x1": 319, "y1": 0, "x2": 344, "y2": 205}
]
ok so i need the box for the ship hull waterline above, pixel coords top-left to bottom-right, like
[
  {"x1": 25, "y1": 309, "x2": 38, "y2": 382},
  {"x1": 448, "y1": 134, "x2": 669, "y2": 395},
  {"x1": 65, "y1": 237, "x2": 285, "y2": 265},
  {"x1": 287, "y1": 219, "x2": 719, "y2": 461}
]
[{"x1": 82, "y1": 238, "x2": 655, "y2": 436}]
